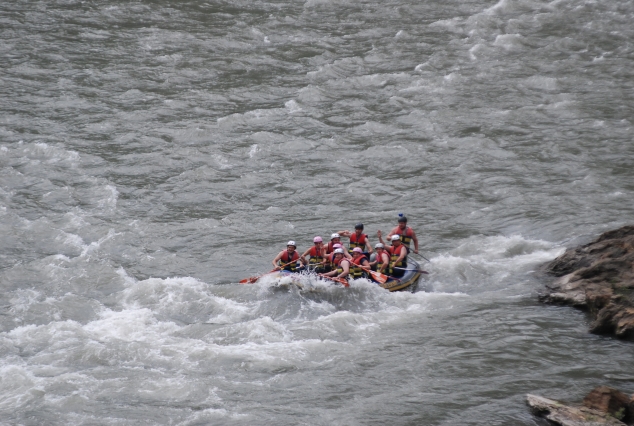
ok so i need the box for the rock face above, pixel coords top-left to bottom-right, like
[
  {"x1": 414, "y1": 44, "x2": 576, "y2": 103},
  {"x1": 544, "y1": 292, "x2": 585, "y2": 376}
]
[
  {"x1": 583, "y1": 386, "x2": 634, "y2": 424},
  {"x1": 527, "y1": 394, "x2": 626, "y2": 426},
  {"x1": 541, "y1": 225, "x2": 634, "y2": 340}
]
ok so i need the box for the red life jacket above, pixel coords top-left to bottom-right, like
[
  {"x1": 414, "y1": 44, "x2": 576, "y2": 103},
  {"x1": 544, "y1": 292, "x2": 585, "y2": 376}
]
[
  {"x1": 308, "y1": 246, "x2": 324, "y2": 265},
  {"x1": 349, "y1": 255, "x2": 367, "y2": 279},
  {"x1": 349, "y1": 233, "x2": 368, "y2": 252},
  {"x1": 393, "y1": 227, "x2": 414, "y2": 247},
  {"x1": 388, "y1": 245, "x2": 407, "y2": 274},
  {"x1": 335, "y1": 258, "x2": 349, "y2": 276},
  {"x1": 280, "y1": 250, "x2": 300, "y2": 271},
  {"x1": 375, "y1": 251, "x2": 388, "y2": 270}
]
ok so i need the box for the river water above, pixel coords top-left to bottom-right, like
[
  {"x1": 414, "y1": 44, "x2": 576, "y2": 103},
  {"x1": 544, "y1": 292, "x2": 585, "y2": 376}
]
[{"x1": 1, "y1": 0, "x2": 634, "y2": 424}]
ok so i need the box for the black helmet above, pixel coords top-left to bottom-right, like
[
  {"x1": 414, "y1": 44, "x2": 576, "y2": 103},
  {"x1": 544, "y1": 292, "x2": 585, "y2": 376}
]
[
  {"x1": 355, "y1": 223, "x2": 364, "y2": 230},
  {"x1": 398, "y1": 216, "x2": 407, "y2": 223}
]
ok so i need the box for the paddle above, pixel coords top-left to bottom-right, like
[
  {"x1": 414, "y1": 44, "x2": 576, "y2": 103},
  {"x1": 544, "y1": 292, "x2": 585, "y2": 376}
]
[
  {"x1": 356, "y1": 265, "x2": 388, "y2": 284},
  {"x1": 318, "y1": 274, "x2": 349, "y2": 287},
  {"x1": 391, "y1": 266, "x2": 429, "y2": 274},
  {"x1": 410, "y1": 252, "x2": 430, "y2": 262},
  {"x1": 239, "y1": 260, "x2": 301, "y2": 284}
]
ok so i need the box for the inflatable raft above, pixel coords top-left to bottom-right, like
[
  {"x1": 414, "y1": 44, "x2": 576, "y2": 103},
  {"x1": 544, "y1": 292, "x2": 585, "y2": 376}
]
[{"x1": 254, "y1": 257, "x2": 424, "y2": 292}]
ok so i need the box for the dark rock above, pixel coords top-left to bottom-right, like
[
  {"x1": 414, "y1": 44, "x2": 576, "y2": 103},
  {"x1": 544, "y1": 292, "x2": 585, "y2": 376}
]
[
  {"x1": 582, "y1": 386, "x2": 632, "y2": 424},
  {"x1": 540, "y1": 225, "x2": 634, "y2": 340}
]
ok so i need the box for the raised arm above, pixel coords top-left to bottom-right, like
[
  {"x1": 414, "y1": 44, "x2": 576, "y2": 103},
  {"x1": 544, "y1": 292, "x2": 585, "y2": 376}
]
[
  {"x1": 377, "y1": 230, "x2": 385, "y2": 246},
  {"x1": 386, "y1": 226, "x2": 399, "y2": 240}
]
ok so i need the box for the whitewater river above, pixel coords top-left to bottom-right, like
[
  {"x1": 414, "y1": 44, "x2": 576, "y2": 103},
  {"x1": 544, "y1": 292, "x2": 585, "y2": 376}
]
[{"x1": 1, "y1": 0, "x2": 633, "y2": 424}]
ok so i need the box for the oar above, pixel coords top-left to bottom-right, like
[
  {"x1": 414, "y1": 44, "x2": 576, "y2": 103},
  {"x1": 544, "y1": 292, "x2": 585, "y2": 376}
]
[
  {"x1": 391, "y1": 266, "x2": 429, "y2": 274},
  {"x1": 318, "y1": 274, "x2": 349, "y2": 287},
  {"x1": 357, "y1": 265, "x2": 388, "y2": 284},
  {"x1": 239, "y1": 260, "x2": 300, "y2": 284},
  {"x1": 410, "y1": 252, "x2": 430, "y2": 262}
]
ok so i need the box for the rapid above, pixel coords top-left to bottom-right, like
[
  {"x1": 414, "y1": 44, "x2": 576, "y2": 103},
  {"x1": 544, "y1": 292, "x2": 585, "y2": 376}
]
[{"x1": 1, "y1": 0, "x2": 633, "y2": 424}]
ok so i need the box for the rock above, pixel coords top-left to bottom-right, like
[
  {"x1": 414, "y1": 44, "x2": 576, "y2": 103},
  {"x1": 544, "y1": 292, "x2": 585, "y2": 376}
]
[
  {"x1": 540, "y1": 225, "x2": 634, "y2": 340},
  {"x1": 527, "y1": 394, "x2": 626, "y2": 425},
  {"x1": 582, "y1": 386, "x2": 632, "y2": 424}
]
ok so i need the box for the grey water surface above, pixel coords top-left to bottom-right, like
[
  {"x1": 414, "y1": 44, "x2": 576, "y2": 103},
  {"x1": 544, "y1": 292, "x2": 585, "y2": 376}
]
[{"x1": 1, "y1": 0, "x2": 633, "y2": 424}]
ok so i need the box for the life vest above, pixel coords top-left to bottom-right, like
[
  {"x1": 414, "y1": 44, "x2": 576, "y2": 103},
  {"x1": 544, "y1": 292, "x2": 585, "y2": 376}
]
[
  {"x1": 393, "y1": 227, "x2": 414, "y2": 248},
  {"x1": 388, "y1": 245, "x2": 407, "y2": 275},
  {"x1": 308, "y1": 246, "x2": 324, "y2": 265},
  {"x1": 348, "y1": 233, "x2": 368, "y2": 253},
  {"x1": 375, "y1": 251, "x2": 388, "y2": 271},
  {"x1": 349, "y1": 256, "x2": 367, "y2": 279},
  {"x1": 335, "y1": 259, "x2": 350, "y2": 277},
  {"x1": 280, "y1": 250, "x2": 300, "y2": 272},
  {"x1": 327, "y1": 241, "x2": 343, "y2": 254}
]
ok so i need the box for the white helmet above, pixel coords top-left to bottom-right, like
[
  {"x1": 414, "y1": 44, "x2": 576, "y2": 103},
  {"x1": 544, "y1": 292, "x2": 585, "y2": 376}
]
[
  {"x1": 375, "y1": 243, "x2": 384, "y2": 249},
  {"x1": 331, "y1": 233, "x2": 340, "y2": 239},
  {"x1": 390, "y1": 235, "x2": 401, "y2": 241},
  {"x1": 287, "y1": 240, "x2": 296, "y2": 247},
  {"x1": 333, "y1": 248, "x2": 344, "y2": 254}
]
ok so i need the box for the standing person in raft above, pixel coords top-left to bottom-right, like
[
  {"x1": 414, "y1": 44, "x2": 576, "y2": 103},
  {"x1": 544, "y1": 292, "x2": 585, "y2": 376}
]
[
  {"x1": 300, "y1": 236, "x2": 327, "y2": 273},
  {"x1": 339, "y1": 223, "x2": 373, "y2": 255},
  {"x1": 272, "y1": 241, "x2": 303, "y2": 272},
  {"x1": 377, "y1": 214, "x2": 419, "y2": 254}
]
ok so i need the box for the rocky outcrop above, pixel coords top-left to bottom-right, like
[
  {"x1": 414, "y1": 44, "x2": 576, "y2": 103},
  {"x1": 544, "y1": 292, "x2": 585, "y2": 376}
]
[
  {"x1": 527, "y1": 394, "x2": 626, "y2": 426},
  {"x1": 583, "y1": 386, "x2": 634, "y2": 424},
  {"x1": 540, "y1": 225, "x2": 634, "y2": 340},
  {"x1": 527, "y1": 386, "x2": 634, "y2": 426}
]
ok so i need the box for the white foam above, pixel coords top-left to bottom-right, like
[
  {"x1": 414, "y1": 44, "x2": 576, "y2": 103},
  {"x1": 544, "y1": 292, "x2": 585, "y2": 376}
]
[
  {"x1": 0, "y1": 364, "x2": 42, "y2": 411},
  {"x1": 84, "y1": 308, "x2": 179, "y2": 342},
  {"x1": 119, "y1": 276, "x2": 253, "y2": 324},
  {"x1": 80, "y1": 229, "x2": 117, "y2": 258},
  {"x1": 285, "y1": 99, "x2": 302, "y2": 113},
  {"x1": 493, "y1": 33, "x2": 524, "y2": 50}
]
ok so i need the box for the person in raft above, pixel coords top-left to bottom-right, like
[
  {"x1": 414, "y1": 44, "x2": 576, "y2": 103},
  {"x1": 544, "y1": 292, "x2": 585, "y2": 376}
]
[
  {"x1": 377, "y1": 215, "x2": 419, "y2": 254},
  {"x1": 387, "y1": 234, "x2": 408, "y2": 278},
  {"x1": 322, "y1": 248, "x2": 350, "y2": 279},
  {"x1": 338, "y1": 223, "x2": 373, "y2": 255},
  {"x1": 272, "y1": 241, "x2": 303, "y2": 272},
  {"x1": 321, "y1": 242, "x2": 349, "y2": 273},
  {"x1": 349, "y1": 247, "x2": 371, "y2": 280},
  {"x1": 300, "y1": 236, "x2": 327, "y2": 273},
  {"x1": 369, "y1": 242, "x2": 390, "y2": 274},
  {"x1": 326, "y1": 233, "x2": 347, "y2": 254}
]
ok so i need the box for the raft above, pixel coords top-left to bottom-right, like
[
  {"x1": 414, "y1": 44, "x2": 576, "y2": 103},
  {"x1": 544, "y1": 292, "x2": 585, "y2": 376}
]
[
  {"x1": 265, "y1": 258, "x2": 424, "y2": 292},
  {"x1": 378, "y1": 258, "x2": 423, "y2": 292}
]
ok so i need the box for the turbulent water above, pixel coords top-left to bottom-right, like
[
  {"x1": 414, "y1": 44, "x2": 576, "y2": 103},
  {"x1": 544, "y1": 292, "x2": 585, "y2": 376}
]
[{"x1": 1, "y1": 0, "x2": 634, "y2": 424}]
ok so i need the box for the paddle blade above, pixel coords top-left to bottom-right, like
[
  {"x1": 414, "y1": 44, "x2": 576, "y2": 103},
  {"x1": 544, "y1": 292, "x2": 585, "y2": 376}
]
[
  {"x1": 239, "y1": 276, "x2": 260, "y2": 284},
  {"x1": 333, "y1": 277, "x2": 349, "y2": 287},
  {"x1": 369, "y1": 270, "x2": 388, "y2": 284}
]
